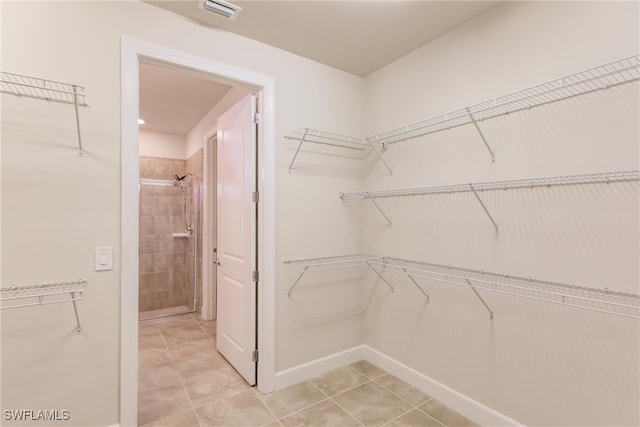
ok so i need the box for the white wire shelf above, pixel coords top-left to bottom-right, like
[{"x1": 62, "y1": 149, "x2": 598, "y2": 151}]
[
  {"x1": 340, "y1": 170, "x2": 640, "y2": 231},
  {"x1": 0, "y1": 72, "x2": 88, "y2": 106},
  {"x1": 284, "y1": 255, "x2": 640, "y2": 319},
  {"x1": 284, "y1": 129, "x2": 369, "y2": 150},
  {"x1": 284, "y1": 128, "x2": 393, "y2": 175},
  {"x1": 365, "y1": 55, "x2": 640, "y2": 151},
  {"x1": 285, "y1": 254, "x2": 392, "y2": 297},
  {"x1": 287, "y1": 55, "x2": 639, "y2": 164},
  {"x1": 0, "y1": 279, "x2": 87, "y2": 331},
  {"x1": 1, "y1": 71, "x2": 88, "y2": 155}
]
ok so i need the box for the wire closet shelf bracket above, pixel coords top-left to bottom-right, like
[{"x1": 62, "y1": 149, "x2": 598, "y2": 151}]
[
  {"x1": 284, "y1": 255, "x2": 640, "y2": 320},
  {"x1": 0, "y1": 71, "x2": 88, "y2": 156},
  {"x1": 0, "y1": 279, "x2": 87, "y2": 332},
  {"x1": 284, "y1": 128, "x2": 393, "y2": 175}
]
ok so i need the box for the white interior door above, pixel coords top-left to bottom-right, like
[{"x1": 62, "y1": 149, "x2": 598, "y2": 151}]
[{"x1": 216, "y1": 94, "x2": 257, "y2": 385}]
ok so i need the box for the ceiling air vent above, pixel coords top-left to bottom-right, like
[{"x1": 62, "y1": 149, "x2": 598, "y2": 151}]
[{"x1": 198, "y1": 0, "x2": 242, "y2": 21}]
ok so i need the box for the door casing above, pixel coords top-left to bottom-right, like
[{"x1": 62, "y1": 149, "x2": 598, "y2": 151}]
[{"x1": 121, "y1": 37, "x2": 276, "y2": 427}]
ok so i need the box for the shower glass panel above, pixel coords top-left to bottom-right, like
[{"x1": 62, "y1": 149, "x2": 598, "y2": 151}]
[{"x1": 138, "y1": 179, "x2": 201, "y2": 321}]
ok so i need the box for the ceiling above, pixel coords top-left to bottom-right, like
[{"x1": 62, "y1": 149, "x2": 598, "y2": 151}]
[
  {"x1": 140, "y1": 1, "x2": 501, "y2": 135},
  {"x1": 140, "y1": 63, "x2": 232, "y2": 134},
  {"x1": 145, "y1": 1, "x2": 501, "y2": 77}
]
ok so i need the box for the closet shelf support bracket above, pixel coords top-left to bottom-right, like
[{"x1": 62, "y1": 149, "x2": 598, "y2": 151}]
[
  {"x1": 370, "y1": 198, "x2": 392, "y2": 227},
  {"x1": 73, "y1": 85, "x2": 83, "y2": 157},
  {"x1": 466, "y1": 279, "x2": 494, "y2": 319},
  {"x1": 366, "y1": 262, "x2": 394, "y2": 292},
  {"x1": 466, "y1": 107, "x2": 495, "y2": 163},
  {"x1": 469, "y1": 185, "x2": 499, "y2": 234},
  {"x1": 402, "y1": 267, "x2": 430, "y2": 302},
  {"x1": 370, "y1": 145, "x2": 393, "y2": 176},
  {"x1": 71, "y1": 291, "x2": 81, "y2": 332},
  {"x1": 288, "y1": 266, "x2": 309, "y2": 297},
  {"x1": 288, "y1": 129, "x2": 308, "y2": 173}
]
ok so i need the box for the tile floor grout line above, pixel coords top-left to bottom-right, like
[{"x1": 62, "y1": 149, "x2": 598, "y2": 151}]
[
  {"x1": 190, "y1": 386, "x2": 257, "y2": 417},
  {"x1": 306, "y1": 377, "x2": 364, "y2": 427},
  {"x1": 320, "y1": 363, "x2": 438, "y2": 427},
  {"x1": 158, "y1": 323, "x2": 201, "y2": 415},
  {"x1": 151, "y1": 314, "x2": 222, "y2": 427},
  {"x1": 140, "y1": 316, "x2": 470, "y2": 427},
  {"x1": 173, "y1": 364, "x2": 236, "y2": 384},
  {"x1": 138, "y1": 325, "x2": 192, "y2": 426},
  {"x1": 257, "y1": 380, "x2": 331, "y2": 421},
  {"x1": 328, "y1": 377, "x2": 374, "y2": 400},
  {"x1": 168, "y1": 343, "x2": 218, "y2": 364},
  {"x1": 414, "y1": 399, "x2": 447, "y2": 427},
  {"x1": 250, "y1": 387, "x2": 285, "y2": 427},
  {"x1": 276, "y1": 399, "x2": 333, "y2": 426},
  {"x1": 379, "y1": 406, "x2": 418, "y2": 427},
  {"x1": 275, "y1": 395, "x2": 332, "y2": 421},
  {"x1": 163, "y1": 314, "x2": 259, "y2": 414},
  {"x1": 327, "y1": 396, "x2": 366, "y2": 427},
  {"x1": 373, "y1": 374, "x2": 432, "y2": 410}
]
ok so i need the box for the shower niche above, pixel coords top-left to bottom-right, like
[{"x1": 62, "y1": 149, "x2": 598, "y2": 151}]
[{"x1": 138, "y1": 155, "x2": 202, "y2": 321}]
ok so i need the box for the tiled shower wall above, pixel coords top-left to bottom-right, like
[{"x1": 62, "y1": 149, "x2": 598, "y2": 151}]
[{"x1": 139, "y1": 155, "x2": 202, "y2": 315}]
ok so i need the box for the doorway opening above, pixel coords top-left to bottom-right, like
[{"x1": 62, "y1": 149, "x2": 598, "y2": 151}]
[
  {"x1": 121, "y1": 38, "x2": 276, "y2": 426},
  {"x1": 137, "y1": 62, "x2": 245, "y2": 322}
]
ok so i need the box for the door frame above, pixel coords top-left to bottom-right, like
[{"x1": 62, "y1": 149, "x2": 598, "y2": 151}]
[
  {"x1": 202, "y1": 135, "x2": 217, "y2": 321},
  {"x1": 121, "y1": 37, "x2": 276, "y2": 427}
]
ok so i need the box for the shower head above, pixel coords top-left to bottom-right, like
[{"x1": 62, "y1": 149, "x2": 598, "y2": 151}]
[{"x1": 173, "y1": 173, "x2": 191, "y2": 181}]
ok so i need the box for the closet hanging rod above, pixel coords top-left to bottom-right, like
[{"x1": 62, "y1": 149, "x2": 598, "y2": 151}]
[
  {"x1": 1, "y1": 72, "x2": 88, "y2": 106},
  {"x1": 340, "y1": 170, "x2": 640, "y2": 200},
  {"x1": 365, "y1": 54, "x2": 640, "y2": 146}
]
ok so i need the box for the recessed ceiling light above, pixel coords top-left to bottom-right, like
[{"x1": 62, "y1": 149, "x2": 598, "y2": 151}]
[
  {"x1": 138, "y1": 118, "x2": 145, "y2": 125},
  {"x1": 198, "y1": 0, "x2": 242, "y2": 21}
]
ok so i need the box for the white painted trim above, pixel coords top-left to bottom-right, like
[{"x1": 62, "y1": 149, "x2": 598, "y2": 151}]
[
  {"x1": 121, "y1": 36, "x2": 276, "y2": 427},
  {"x1": 120, "y1": 38, "x2": 140, "y2": 427},
  {"x1": 201, "y1": 134, "x2": 216, "y2": 321},
  {"x1": 363, "y1": 346, "x2": 525, "y2": 427},
  {"x1": 274, "y1": 346, "x2": 366, "y2": 390},
  {"x1": 255, "y1": 78, "x2": 277, "y2": 395},
  {"x1": 273, "y1": 344, "x2": 522, "y2": 426}
]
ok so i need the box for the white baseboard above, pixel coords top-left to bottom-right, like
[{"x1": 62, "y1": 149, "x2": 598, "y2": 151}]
[
  {"x1": 273, "y1": 344, "x2": 523, "y2": 426},
  {"x1": 363, "y1": 346, "x2": 524, "y2": 427},
  {"x1": 273, "y1": 345, "x2": 366, "y2": 390}
]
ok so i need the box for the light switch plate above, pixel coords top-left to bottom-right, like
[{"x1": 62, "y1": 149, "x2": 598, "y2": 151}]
[{"x1": 94, "y1": 246, "x2": 113, "y2": 271}]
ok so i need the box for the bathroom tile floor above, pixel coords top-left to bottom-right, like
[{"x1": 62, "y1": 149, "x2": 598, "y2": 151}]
[{"x1": 138, "y1": 313, "x2": 478, "y2": 427}]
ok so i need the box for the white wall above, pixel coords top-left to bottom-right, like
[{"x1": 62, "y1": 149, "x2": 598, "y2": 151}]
[
  {"x1": 2, "y1": 1, "x2": 637, "y2": 426},
  {"x1": 362, "y1": 2, "x2": 639, "y2": 426},
  {"x1": 139, "y1": 129, "x2": 186, "y2": 159},
  {"x1": 1, "y1": 1, "x2": 365, "y2": 425},
  {"x1": 186, "y1": 86, "x2": 252, "y2": 157}
]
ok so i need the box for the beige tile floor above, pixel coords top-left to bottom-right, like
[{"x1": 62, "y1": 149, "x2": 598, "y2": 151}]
[{"x1": 138, "y1": 313, "x2": 478, "y2": 427}]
